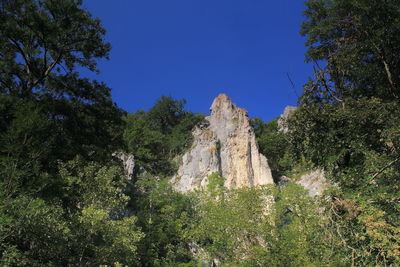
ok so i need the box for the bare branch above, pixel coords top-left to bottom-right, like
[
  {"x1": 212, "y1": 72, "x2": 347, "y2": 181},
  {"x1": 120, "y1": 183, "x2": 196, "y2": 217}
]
[
  {"x1": 369, "y1": 156, "x2": 400, "y2": 184},
  {"x1": 362, "y1": 30, "x2": 398, "y2": 97},
  {"x1": 286, "y1": 72, "x2": 299, "y2": 98},
  {"x1": 8, "y1": 38, "x2": 31, "y2": 75},
  {"x1": 313, "y1": 61, "x2": 345, "y2": 109},
  {"x1": 29, "y1": 53, "x2": 63, "y2": 91}
]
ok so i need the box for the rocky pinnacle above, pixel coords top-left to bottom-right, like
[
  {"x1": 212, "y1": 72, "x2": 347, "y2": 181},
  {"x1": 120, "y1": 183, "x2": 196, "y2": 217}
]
[{"x1": 171, "y1": 94, "x2": 274, "y2": 192}]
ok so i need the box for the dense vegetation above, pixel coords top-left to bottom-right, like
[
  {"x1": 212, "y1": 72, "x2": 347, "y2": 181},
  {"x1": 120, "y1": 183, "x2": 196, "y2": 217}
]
[
  {"x1": 0, "y1": 0, "x2": 142, "y2": 265},
  {"x1": 290, "y1": 0, "x2": 400, "y2": 265},
  {"x1": 123, "y1": 96, "x2": 204, "y2": 177},
  {"x1": 1, "y1": 0, "x2": 399, "y2": 266}
]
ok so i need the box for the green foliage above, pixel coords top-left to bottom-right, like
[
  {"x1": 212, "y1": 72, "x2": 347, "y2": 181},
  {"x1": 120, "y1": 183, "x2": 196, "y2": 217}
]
[
  {"x1": 288, "y1": 98, "x2": 400, "y2": 182},
  {"x1": 74, "y1": 206, "x2": 143, "y2": 266},
  {"x1": 130, "y1": 173, "x2": 196, "y2": 266},
  {"x1": 58, "y1": 157, "x2": 129, "y2": 214},
  {"x1": 0, "y1": 0, "x2": 125, "y2": 157},
  {"x1": 61, "y1": 159, "x2": 143, "y2": 266},
  {"x1": 1, "y1": 0, "x2": 399, "y2": 265},
  {"x1": 302, "y1": 0, "x2": 400, "y2": 102},
  {"x1": 0, "y1": 1, "x2": 139, "y2": 265},
  {"x1": 0, "y1": 159, "x2": 143, "y2": 266},
  {"x1": 146, "y1": 96, "x2": 188, "y2": 135},
  {"x1": 190, "y1": 181, "x2": 347, "y2": 266},
  {"x1": 190, "y1": 185, "x2": 274, "y2": 265},
  {"x1": 291, "y1": 40, "x2": 400, "y2": 267},
  {"x1": 267, "y1": 185, "x2": 344, "y2": 267},
  {"x1": 287, "y1": 0, "x2": 400, "y2": 264},
  {"x1": 251, "y1": 117, "x2": 294, "y2": 177},
  {"x1": 206, "y1": 172, "x2": 225, "y2": 197},
  {"x1": 123, "y1": 96, "x2": 203, "y2": 176},
  {"x1": 0, "y1": 0, "x2": 125, "y2": 197},
  {"x1": 0, "y1": 100, "x2": 54, "y2": 197},
  {"x1": 0, "y1": 191, "x2": 67, "y2": 266},
  {"x1": 124, "y1": 111, "x2": 170, "y2": 175}
]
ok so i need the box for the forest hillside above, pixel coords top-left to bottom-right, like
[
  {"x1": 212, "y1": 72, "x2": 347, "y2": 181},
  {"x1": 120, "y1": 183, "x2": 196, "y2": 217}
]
[{"x1": 0, "y1": 0, "x2": 399, "y2": 266}]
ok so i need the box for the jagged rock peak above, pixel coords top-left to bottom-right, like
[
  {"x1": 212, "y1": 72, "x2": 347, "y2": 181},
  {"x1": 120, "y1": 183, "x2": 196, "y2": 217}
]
[
  {"x1": 171, "y1": 94, "x2": 274, "y2": 192},
  {"x1": 210, "y1": 93, "x2": 246, "y2": 115}
]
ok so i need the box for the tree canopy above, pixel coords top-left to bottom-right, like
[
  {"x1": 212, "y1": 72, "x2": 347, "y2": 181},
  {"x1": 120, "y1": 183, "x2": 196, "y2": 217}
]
[
  {"x1": 124, "y1": 96, "x2": 204, "y2": 176},
  {"x1": 285, "y1": 0, "x2": 400, "y2": 265},
  {"x1": 1, "y1": 0, "x2": 400, "y2": 266},
  {"x1": 301, "y1": 0, "x2": 400, "y2": 103},
  {"x1": 0, "y1": 1, "x2": 139, "y2": 265}
]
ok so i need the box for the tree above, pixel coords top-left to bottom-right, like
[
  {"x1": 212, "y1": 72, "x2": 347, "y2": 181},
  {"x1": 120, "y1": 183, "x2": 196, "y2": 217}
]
[
  {"x1": 190, "y1": 185, "x2": 274, "y2": 265},
  {"x1": 124, "y1": 96, "x2": 203, "y2": 176},
  {"x1": 124, "y1": 111, "x2": 170, "y2": 175},
  {"x1": 301, "y1": 0, "x2": 400, "y2": 103},
  {"x1": 0, "y1": 0, "x2": 125, "y2": 191},
  {"x1": 0, "y1": 158, "x2": 144, "y2": 266},
  {"x1": 0, "y1": 1, "x2": 141, "y2": 265},
  {"x1": 288, "y1": 0, "x2": 400, "y2": 264},
  {"x1": 146, "y1": 96, "x2": 188, "y2": 135},
  {"x1": 251, "y1": 117, "x2": 293, "y2": 177},
  {"x1": 122, "y1": 96, "x2": 204, "y2": 266},
  {"x1": 0, "y1": 0, "x2": 126, "y2": 202},
  {"x1": 130, "y1": 173, "x2": 196, "y2": 266},
  {"x1": 190, "y1": 178, "x2": 343, "y2": 266},
  {"x1": 60, "y1": 158, "x2": 143, "y2": 266},
  {"x1": 267, "y1": 184, "x2": 344, "y2": 267},
  {"x1": 1, "y1": 0, "x2": 110, "y2": 96}
]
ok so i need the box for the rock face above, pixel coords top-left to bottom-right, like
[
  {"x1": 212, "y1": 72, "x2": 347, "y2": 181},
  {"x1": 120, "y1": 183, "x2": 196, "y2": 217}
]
[
  {"x1": 296, "y1": 170, "x2": 330, "y2": 197},
  {"x1": 278, "y1": 106, "x2": 297, "y2": 133},
  {"x1": 112, "y1": 152, "x2": 135, "y2": 180},
  {"x1": 171, "y1": 94, "x2": 274, "y2": 192},
  {"x1": 278, "y1": 170, "x2": 331, "y2": 197}
]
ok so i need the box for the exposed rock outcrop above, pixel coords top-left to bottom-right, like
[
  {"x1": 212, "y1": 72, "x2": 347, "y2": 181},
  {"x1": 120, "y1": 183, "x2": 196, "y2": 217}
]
[
  {"x1": 278, "y1": 170, "x2": 331, "y2": 197},
  {"x1": 296, "y1": 169, "x2": 330, "y2": 197},
  {"x1": 112, "y1": 152, "x2": 135, "y2": 180},
  {"x1": 171, "y1": 94, "x2": 274, "y2": 192},
  {"x1": 278, "y1": 106, "x2": 297, "y2": 133}
]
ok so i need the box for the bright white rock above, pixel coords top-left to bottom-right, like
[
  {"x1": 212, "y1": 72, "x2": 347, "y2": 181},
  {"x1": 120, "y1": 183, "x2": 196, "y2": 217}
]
[{"x1": 171, "y1": 94, "x2": 274, "y2": 192}]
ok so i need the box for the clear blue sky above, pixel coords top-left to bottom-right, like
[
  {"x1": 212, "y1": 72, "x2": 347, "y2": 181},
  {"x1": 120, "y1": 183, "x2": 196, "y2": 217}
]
[{"x1": 84, "y1": 0, "x2": 311, "y2": 121}]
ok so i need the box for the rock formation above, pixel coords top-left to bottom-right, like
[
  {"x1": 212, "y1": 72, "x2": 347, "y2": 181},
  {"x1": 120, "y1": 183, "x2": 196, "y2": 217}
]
[
  {"x1": 295, "y1": 169, "x2": 330, "y2": 197},
  {"x1": 278, "y1": 106, "x2": 297, "y2": 133},
  {"x1": 279, "y1": 170, "x2": 330, "y2": 197},
  {"x1": 171, "y1": 94, "x2": 274, "y2": 192},
  {"x1": 112, "y1": 152, "x2": 135, "y2": 180}
]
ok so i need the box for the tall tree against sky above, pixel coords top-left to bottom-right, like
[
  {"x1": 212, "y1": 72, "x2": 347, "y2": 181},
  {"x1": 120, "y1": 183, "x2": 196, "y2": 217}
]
[
  {"x1": 289, "y1": 0, "x2": 400, "y2": 265},
  {"x1": 0, "y1": 0, "x2": 125, "y2": 195},
  {"x1": 301, "y1": 0, "x2": 400, "y2": 103},
  {"x1": 0, "y1": 1, "x2": 142, "y2": 265}
]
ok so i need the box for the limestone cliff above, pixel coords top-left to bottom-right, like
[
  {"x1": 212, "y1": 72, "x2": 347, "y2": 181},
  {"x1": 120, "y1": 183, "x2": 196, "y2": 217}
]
[{"x1": 171, "y1": 94, "x2": 274, "y2": 192}]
